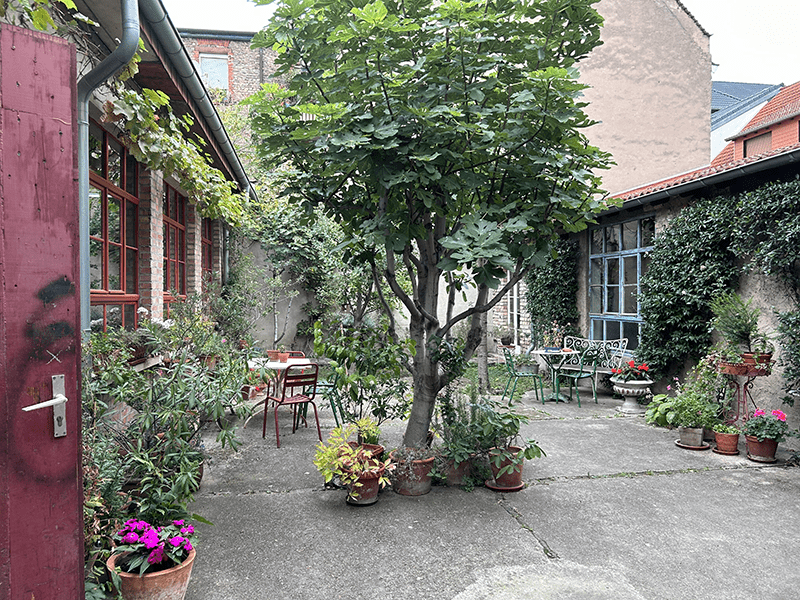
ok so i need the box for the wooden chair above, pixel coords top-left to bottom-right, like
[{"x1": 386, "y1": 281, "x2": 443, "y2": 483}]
[
  {"x1": 263, "y1": 363, "x2": 322, "y2": 448},
  {"x1": 500, "y1": 348, "x2": 544, "y2": 404}
]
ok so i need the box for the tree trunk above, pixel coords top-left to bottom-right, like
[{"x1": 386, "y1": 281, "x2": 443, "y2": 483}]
[{"x1": 477, "y1": 310, "x2": 490, "y2": 393}]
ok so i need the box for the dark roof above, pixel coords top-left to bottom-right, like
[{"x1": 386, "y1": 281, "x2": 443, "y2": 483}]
[
  {"x1": 675, "y1": 1, "x2": 711, "y2": 37},
  {"x1": 178, "y1": 29, "x2": 256, "y2": 42},
  {"x1": 711, "y1": 81, "x2": 783, "y2": 130}
]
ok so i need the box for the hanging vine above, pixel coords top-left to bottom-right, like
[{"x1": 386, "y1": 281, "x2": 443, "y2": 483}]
[{"x1": 102, "y1": 87, "x2": 246, "y2": 224}]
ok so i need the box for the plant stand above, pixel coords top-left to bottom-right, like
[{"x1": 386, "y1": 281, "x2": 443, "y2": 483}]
[
  {"x1": 718, "y1": 364, "x2": 771, "y2": 423},
  {"x1": 611, "y1": 378, "x2": 652, "y2": 415}
]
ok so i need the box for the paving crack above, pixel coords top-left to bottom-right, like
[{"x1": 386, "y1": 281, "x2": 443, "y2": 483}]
[{"x1": 498, "y1": 498, "x2": 560, "y2": 560}]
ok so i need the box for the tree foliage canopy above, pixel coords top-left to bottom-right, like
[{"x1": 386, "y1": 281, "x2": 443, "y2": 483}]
[{"x1": 248, "y1": 0, "x2": 613, "y2": 444}]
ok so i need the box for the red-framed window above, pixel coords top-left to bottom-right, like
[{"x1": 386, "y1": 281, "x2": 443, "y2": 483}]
[
  {"x1": 201, "y1": 217, "x2": 213, "y2": 289},
  {"x1": 88, "y1": 121, "x2": 140, "y2": 331},
  {"x1": 163, "y1": 184, "x2": 187, "y2": 314}
]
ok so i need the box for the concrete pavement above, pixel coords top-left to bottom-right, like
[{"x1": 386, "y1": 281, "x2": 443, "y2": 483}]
[{"x1": 185, "y1": 384, "x2": 800, "y2": 600}]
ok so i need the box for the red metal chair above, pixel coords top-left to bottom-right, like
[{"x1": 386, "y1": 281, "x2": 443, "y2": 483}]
[{"x1": 263, "y1": 363, "x2": 322, "y2": 448}]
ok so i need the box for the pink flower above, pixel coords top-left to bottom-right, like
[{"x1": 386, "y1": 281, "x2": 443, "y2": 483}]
[
  {"x1": 173, "y1": 519, "x2": 185, "y2": 527},
  {"x1": 666, "y1": 385, "x2": 672, "y2": 391},
  {"x1": 184, "y1": 541, "x2": 193, "y2": 552},
  {"x1": 181, "y1": 525, "x2": 194, "y2": 535},
  {"x1": 147, "y1": 544, "x2": 166, "y2": 564},
  {"x1": 772, "y1": 409, "x2": 787, "y2": 422},
  {"x1": 140, "y1": 528, "x2": 160, "y2": 549},
  {"x1": 121, "y1": 532, "x2": 139, "y2": 544},
  {"x1": 169, "y1": 536, "x2": 185, "y2": 547},
  {"x1": 754, "y1": 408, "x2": 766, "y2": 417}
]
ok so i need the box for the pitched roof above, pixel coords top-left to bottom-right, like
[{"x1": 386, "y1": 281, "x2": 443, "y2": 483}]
[
  {"x1": 734, "y1": 80, "x2": 800, "y2": 138},
  {"x1": 711, "y1": 82, "x2": 783, "y2": 131},
  {"x1": 675, "y1": 1, "x2": 710, "y2": 37}
]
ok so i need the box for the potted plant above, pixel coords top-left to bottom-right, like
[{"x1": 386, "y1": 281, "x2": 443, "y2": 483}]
[
  {"x1": 514, "y1": 353, "x2": 540, "y2": 375},
  {"x1": 351, "y1": 417, "x2": 385, "y2": 459},
  {"x1": 473, "y1": 398, "x2": 545, "y2": 491},
  {"x1": 314, "y1": 425, "x2": 391, "y2": 505},
  {"x1": 494, "y1": 326, "x2": 514, "y2": 347},
  {"x1": 646, "y1": 388, "x2": 720, "y2": 448},
  {"x1": 389, "y1": 446, "x2": 437, "y2": 496},
  {"x1": 106, "y1": 518, "x2": 198, "y2": 600},
  {"x1": 710, "y1": 292, "x2": 775, "y2": 366},
  {"x1": 741, "y1": 408, "x2": 790, "y2": 463},
  {"x1": 433, "y1": 389, "x2": 482, "y2": 487},
  {"x1": 610, "y1": 359, "x2": 653, "y2": 414},
  {"x1": 713, "y1": 423, "x2": 741, "y2": 455},
  {"x1": 540, "y1": 321, "x2": 566, "y2": 351}
]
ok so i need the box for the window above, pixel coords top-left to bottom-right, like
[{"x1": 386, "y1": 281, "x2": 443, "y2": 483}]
[
  {"x1": 199, "y1": 54, "x2": 229, "y2": 91},
  {"x1": 588, "y1": 217, "x2": 654, "y2": 350},
  {"x1": 201, "y1": 218, "x2": 214, "y2": 289},
  {"x1": 744, "y1": 132, "x2": 772, "y2": 157},
  {"x1": 163, "y1": 184, "x2": 187, "y2": 313},
  {"x1": 88, "y1": 121, "x2": 140, "y2": 332}
]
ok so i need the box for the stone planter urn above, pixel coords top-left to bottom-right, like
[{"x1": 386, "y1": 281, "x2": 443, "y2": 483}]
[{"x1": 611, "y1": 377, "x2": 653, "y2": 414}]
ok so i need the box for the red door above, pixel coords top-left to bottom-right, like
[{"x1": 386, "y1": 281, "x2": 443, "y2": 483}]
[{"x1": 0, "y1": 25, "x2": 83, "y2": 599}]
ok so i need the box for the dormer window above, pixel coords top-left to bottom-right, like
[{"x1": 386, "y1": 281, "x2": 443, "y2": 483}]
[{"x1": 744, "y1": 132, "x2": 772, "y2": 157}]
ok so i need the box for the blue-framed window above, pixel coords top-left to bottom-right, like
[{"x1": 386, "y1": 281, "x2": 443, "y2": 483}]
[{"x1": 588, "y1": 216, "x2": 655, "y2": 350}]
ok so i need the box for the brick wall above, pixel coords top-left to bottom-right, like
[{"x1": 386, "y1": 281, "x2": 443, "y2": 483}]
[{"x1": 137, "y1": 167, "x2": 165, "y2": 320}]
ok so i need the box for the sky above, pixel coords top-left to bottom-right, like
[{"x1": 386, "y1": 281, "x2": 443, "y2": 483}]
[{"x1": 161, "y1": 0, "x2": 800, "y2": 86}]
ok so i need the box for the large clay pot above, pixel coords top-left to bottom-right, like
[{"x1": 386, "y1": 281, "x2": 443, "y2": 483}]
[
  {"x1": 745, "y1": 435, "x2": 778, "y2": 463},
  {"x1": 487, "y1": 446, "x2": 525, "y2": 491},
  {"x1": 442, "y1": 457, "x2": 472, "y2": 487},
  {"x1": 107, "y1": 549, "x2": 195, "y2": 600},
  {"x1": 390, "y1": 451, "x2": 435, "y2": 496}
]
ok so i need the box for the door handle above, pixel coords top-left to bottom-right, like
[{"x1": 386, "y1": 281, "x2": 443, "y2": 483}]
[{"x1": 21, "y1": 375, "x2": 68, "y2": 437}]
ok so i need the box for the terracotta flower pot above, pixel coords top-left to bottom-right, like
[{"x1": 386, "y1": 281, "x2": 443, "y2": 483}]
[
  {"x1": 442, "y1": 457, "x2": 472, "y2": 487},
  {"x1": 389, "y1": 450, "x2": 435, "y2": 496},
  {"x1": 346, "y1": 468, "x2": 385, "y2": 506},
  {"x1": 278, "y1": 352, "x2": 289, "y2": 363},
  {"x1": 714, "y1": 431, "x2": 740, "y2": 455},
  {"x1": 347, "y1": 441, "x2": 384, "y2": 460},
  {"x1": 745, "y1": 435, "x2": 778, "y2": 463},
  {"x1": 107, "y1": 548, "x2": 196, "y2": 600},
  {"x1": 487, "y1": 446, "x2": 525, "y2": 491}
]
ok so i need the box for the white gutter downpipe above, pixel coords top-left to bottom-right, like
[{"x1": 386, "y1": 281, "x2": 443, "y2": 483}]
[{"x1": 77, "y1": 0, "x2": 140, "y2": 335}]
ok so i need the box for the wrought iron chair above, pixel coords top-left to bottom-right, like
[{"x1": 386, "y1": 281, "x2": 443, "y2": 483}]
[
  {"x1": 263, "y1": 363, "x2": 322, "y2": 448},
  {"x1": 500, "y1": 348, "x2": 544, "y2": 404},
  {"x1": 557, "y1": 345, "x2": 607, "y2": 407}
]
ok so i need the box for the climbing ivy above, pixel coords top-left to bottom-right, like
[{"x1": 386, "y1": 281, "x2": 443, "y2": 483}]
[
  {"x1": 637, "y1": 196, "x2": 738, "y2": 376},
  {"x1": 103, "y1": 88, "x2": 246, "y2": 224},
  {"x1": 733, "y1": 178, "x2": 800, "y2": 299},
  {"x1": 524, "y1": 238, "x2": 580, "y2": 345}
]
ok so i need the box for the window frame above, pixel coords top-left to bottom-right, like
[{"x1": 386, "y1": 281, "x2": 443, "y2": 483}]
[
  {"x1": 588, "y1": 216, "x2": 655, "y2": 350},
  {"x1": 88, "y1": 121, "x2": 140, "y2": 331},
  {"x1": 163, "y1": 183, "x2": 187, "y2": 313}
]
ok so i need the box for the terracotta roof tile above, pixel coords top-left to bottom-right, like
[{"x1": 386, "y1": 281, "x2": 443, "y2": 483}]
[
  {"x1": 736, "y1": 81, "x2": 800, "y2": 138},
  {"x1": 613, "y1": 142, "x2": 800, "y2": 202}
]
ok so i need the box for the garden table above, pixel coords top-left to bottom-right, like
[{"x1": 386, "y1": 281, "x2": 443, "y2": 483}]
[
  {"x1": 530, "y1": 348, "x2": 575, "y2": 402},
  {"x1": 244, "y1": 358, "x2": 313, "y2": 426}
]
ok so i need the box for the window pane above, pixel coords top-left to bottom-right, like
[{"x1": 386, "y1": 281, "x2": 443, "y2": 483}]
[
  {"x1": 623, "y1": 285, "x2": 637, "y2": 314},
  {"x1": 607, "y1": 258, "x2": 619, "y2": 285},
  {"x1": 200, "y1": 55, "x2": 229, "y2": 90},
  {"x1": 605, "y1": 225, "x2": 619, "y2": 253},
  {"x1": 169, "y1": 190, "x2": 177, "y2": 221},
  {"x1": 126, "y1": 200, "x2": 137, "y2": 247},
  {"x1": 590, "y1": 258, "x2": 603, "y2": 285},
  {"x1": 89, "y1": 123, "x2": 103, "y2": 175},
  {"x1": 641, "y1": 217, "x2": 655, "y2": 247},
  {"x1": 179, "y1": 230, "x2": 185, "y2": 260},
  {"x1": 590, "y1": 287, "x2": 602, "y2": 313},
  {"x1": 179, "y1": 263, "x2": 186, "y2": 295},
  {"x1": 107, "y1": 305, "x2": 123, "y2": 329},
  {"x1": 108, "y1": 137, "x2": 122, "y2": 187},
  {"x1": 606, "y1": 321, "x2": 620, "y2": 340},
  {"x1": 178, "y1": 197, "x2": 185, "y2": 225},
  {"x1": 124, "y1": 305, "x2": 136, "y2": 330},
  {"x1": 108, "y1": 245, "x2": 121, "y2": 290},
  {"x1": 108, "y1": 196, "x2": 121, "y2": 244},
  {"x1": 606, "y1": 286, "x2": 619, "y2": 313},
  {"x1": 90, "y1": 305, "x2": 105, "y2": 333},
  {"x1": 623, "y1": 322, "x2": 639, "y2": 350},
  {"x1": 590, "y1": 229, "x2": 603, "y2": 254},
  {"x1": 623, "y1": 256, "x2": 637, "y2": 284},
  {"x1": 126, "y1": 248, "x2": 137, "y2": 293},
  {"x1": 592, "y1": 320, "x2": 603, "y2": 340},
  {"x1": 89, "y1": 188, "x2": 103, "y2": 238},
  {"x1": 125, "y1": 154, "x2": 138, "y2": 196},
  {"x1": 89, "y1": 238, "x2": 103, "y2": 289},
  {"x1": 163, "y1": 259, "x2": 169, "y2": 291},
  {"x1": 621, "y1": 220, "x2": 637, "y2": 250},
  {"x1": 170, "y1": 228, "x2": 177, "y2": 260}
]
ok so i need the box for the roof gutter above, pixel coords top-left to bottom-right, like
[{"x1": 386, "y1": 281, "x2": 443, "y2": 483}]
[
  {"x1": 602, "y1": 147, "x2": 800, "y2": 216},
  {"x1": 77, "y1": 0, "x2": 140, "y2": 336},
  {"x1": 138, "y1": 0, "x2": 258, "y2": 203}
]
